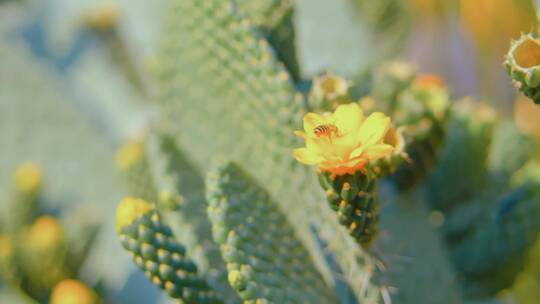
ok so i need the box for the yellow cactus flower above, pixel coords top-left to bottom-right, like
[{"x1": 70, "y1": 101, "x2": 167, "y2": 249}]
[
  {"x1": 293, "y1": 103, "x2": 394, "y2": 175},
  {"x1": 115, "y1": 140, "x2": 144, "y2": 170},
  {"x1": 14, "y1": 162, "x2": 42, "y2": 193},
  {"x1": 115, "y1": 197, "x2": 153, "y2": 232},
  {"x1": 50, "y1": 280, "x2": 100, "y2": 304}
]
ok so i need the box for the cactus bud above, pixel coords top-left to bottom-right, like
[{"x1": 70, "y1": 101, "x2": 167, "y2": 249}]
[
  {"x1": 26, "y1": 216, "x2": 65, "y2": 252},
  {"x1": 19, "y1": 216, "x2": 69, "y2": 299},
  {"x1": 309, "y1": 72, "x2": 351, "y2": 111},
  {"x1": 50, "y1": 280, "x2": 100, "y2": 304},
  {"x1": 9, "y1": 162, "x2": 42, "y2": 231},
  {"x1": 505, "y1": 33, "x2": 540, "y2": 104},
  {"x1": 388, "y1": 74, "x2": 450, "y2": 190},
  {"x1": 14, "y1": 162, "x2": 42, "y2": 194}
]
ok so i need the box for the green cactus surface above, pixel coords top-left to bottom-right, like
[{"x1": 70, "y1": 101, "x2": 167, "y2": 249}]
[
  {"x1": 450, "y1": 182, "x2": 540, "y2": 297},
  {"x1": 116, "y1": 139, "x2": 159, "y2": 203},
  {"x1": 427, "y1": 100, "x2": 497, "y2": 212},
  {"x1": 206, "y1": 162, "x2": 336, "y2": 303},
  {"x1": 317, "y1": 170, "x2": 380, "y2": 247}
]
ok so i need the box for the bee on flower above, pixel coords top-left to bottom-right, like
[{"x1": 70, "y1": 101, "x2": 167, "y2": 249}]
[{"x1": 293, "y1": 102, "x2": 395, "y2": 176}]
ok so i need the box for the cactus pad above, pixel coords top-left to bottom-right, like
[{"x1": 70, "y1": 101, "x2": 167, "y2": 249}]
[
  {"x1": 206, "y1": 162, "x2": 335, "y2": 303},
  {"x1": 115, "y1": 197, "x2": 222, "y2": 303}
]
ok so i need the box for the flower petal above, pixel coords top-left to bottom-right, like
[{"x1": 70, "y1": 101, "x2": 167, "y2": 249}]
[
  {"x1": 293, "y1": 148, "x2": 323, "y2": 165},
  {"x1": 349, "y1": 146, "x2": 363, "y2": 159},
  {"x1": 363, "y1": 144, "x2": 394, "y2": 161},
  {"x1": 357, "y1": 112, "x2": 391, "y2": 146},
  {"x1": 294, "y1": 130, "x2": 306, "y2": 138},
  {"x1": 333, "y1": 103, "x2": 364, "y2": 135},
  {"x1": 320, "y1": 157, "x2": 368, "y2": 175}
]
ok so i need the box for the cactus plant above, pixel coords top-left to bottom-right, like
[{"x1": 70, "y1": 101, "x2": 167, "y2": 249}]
[{"x1": 5, "y1": 0, "x2": 540, "y2": 303}]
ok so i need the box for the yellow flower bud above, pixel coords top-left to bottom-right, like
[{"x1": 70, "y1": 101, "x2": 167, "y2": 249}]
[
  {"x1": 27, "y1": 216, "x2": 64, "y2": 250},
  {"x1": 14, "y1": 162, "x2": 42, "y2": 193},
  {"x1": 50, "y1": 280, "x2": 100, "y2": 304},
  {"x1": 311, "y1": 73, "x2": 350, "y2": 101}
]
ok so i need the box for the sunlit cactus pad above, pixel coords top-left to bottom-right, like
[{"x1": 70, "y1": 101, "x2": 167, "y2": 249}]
[{"x1": 206, "y1": 162, "x2": 336, "y2": 303}]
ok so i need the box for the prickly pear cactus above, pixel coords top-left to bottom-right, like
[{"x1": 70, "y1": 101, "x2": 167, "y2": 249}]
[
  {"x1": 150, "y1": 0, "x2": 462, "y2": 303},
  {"x1": 450, "y1": 181, "x2": 540, "y2": 297},
  {"x1": 98, "y1": 1, "x2": 540, "y2": 304}
]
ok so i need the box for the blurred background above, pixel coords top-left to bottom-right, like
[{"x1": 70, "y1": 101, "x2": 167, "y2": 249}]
[{"x1": 0, "y1": 0, "x2": 539, "y2": 303}]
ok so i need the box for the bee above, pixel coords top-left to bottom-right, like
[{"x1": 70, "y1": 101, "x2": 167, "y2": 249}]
[{"x1": 314, "y1": 123, "x2": 338, "y2": 143}]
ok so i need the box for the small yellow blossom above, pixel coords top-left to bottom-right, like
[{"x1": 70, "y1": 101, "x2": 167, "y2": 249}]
[
  {"x1": 293, "y1": 103, "x2": 394, "y2": 175},
  {"x1": 50, "y1": 280, "x2": 100, "y2": 304},
  {"x1": 14, "y1": 162, "x2": 42, "y2": 193}
]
